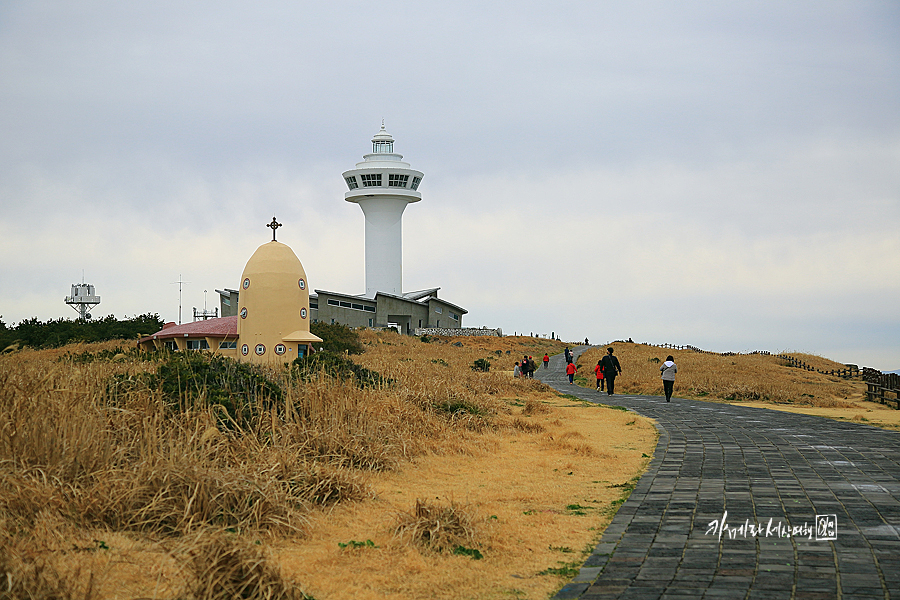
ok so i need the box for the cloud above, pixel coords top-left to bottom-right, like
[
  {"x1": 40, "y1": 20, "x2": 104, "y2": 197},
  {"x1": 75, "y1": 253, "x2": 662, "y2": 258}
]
[{"x1": 0, "y1": 1, "x2": 898, "y2": 369}]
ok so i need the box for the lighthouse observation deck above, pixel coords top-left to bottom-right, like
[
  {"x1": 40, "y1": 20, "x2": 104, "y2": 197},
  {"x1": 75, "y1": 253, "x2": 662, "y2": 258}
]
[{"x1": 342, "y1": 124, "x2": 423, "y2": 204}]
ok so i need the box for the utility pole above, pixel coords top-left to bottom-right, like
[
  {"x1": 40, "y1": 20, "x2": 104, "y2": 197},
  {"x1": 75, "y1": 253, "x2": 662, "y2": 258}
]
[{"x1": 170, "y1": 274, "x2": 190, "y2": 325}]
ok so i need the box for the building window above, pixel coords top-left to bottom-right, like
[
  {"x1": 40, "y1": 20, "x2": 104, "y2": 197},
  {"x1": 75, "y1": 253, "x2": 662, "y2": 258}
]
[
  {"x1": 165, "y1": 340, "x2": 177, "y2": 351},
  {"x1": 186, "y1": 340, "x2": 209, "y2": 350},
  {"x1": 326, "y1": 298, "x2": 375, "y2": 312},
  {"x1": 368, "y1": 318, "x2": 373, "y2": 327},
  {"x1": 373, "y1": 140, "x2": 393, "y2": 153},
  {"x1": 388, "y1": 174, "x2": 409, "y2": 188},
  {"x1": 219, "y1": 340, "x2": 237, "y2": 349},
  {"x1": 411, "y1": 176, "x2": 421, "y2": 190},
  {"x1": 434, "y1": 307, "x2": 442, "y2": 314},
  {"x1": 436, "y1": 319, "x2": 440, "y2": 327},
  {"x1": 345, "y1": 176, "x2": 358, "y2": 190},
  {"x1": 310, "y1": 301, "x2": 318, "y2": 309},
  {"x1": 360, "y1": 173, "x2": 382, "y2": 187},
  {"x1": 450, "y1": 312, "x2": 459, "y2": 321}
]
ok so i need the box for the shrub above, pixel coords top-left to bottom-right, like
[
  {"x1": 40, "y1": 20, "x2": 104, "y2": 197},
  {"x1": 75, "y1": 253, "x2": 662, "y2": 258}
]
[
  {"x1": 292, "y1": 351, "x2": 389, "y2": 388},
  {"x1": 470, "y1": 358, "x2": 491, "y2": 372},
  {"x1": 110, "y1": 352, "x2": 283, "y2": 429},
  {"x1": 309, "y1": 322, "x2": 364, "y2": 355},
  {"x1": 0, "y1": 313, "x2": 164, "y2": 350}
]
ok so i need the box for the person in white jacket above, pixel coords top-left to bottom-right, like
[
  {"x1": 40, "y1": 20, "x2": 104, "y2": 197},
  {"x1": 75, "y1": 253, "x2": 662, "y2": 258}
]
[{"x1": 660, "y1": 355, "x2": 677, "y2": 402}]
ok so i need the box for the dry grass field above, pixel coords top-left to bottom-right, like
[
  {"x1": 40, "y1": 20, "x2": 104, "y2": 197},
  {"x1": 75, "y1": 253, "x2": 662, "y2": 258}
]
[
  {"x1": 0, "y1": 332, "x2": 658, "y2": 600},
  {"x1": 575, "y1": 343, "x2": 865, "y2": 407},
  {"x1": 573, "y1": 343, "x2": 900, "y2": 430}
]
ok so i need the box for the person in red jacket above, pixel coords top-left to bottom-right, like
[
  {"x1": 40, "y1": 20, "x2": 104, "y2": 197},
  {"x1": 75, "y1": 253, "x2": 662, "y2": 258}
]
[
  {"x1": 542, "y1": 354, "x2": 550, "y2": 369},
  {"x1": 594, "y1": 359, "x2": 605, "y2": 391},
  {"x1": 566, "y1": 361, "x2": 577, "y2": 384}
]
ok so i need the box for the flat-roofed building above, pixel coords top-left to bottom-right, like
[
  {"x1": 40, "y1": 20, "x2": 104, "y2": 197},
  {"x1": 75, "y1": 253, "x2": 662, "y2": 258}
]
[{"x1": 311, "y1": 288, "x2": 466, "y2": 335}]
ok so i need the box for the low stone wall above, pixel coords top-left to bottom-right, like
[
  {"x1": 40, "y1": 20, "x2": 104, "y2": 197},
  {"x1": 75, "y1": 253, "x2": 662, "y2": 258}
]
[{"x1": 415, "y1": 327, "x2": 502, "y2": 337}]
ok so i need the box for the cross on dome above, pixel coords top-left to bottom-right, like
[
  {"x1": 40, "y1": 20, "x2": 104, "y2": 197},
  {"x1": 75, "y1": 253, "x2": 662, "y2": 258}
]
[{"x1": 267, "y1": 216, "x2": 282, "y2": 241}]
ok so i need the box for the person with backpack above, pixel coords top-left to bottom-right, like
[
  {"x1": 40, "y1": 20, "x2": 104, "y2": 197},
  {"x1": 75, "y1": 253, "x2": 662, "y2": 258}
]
[{"x1": 600, "y1": 347, "x2": 622, "y2": 395}]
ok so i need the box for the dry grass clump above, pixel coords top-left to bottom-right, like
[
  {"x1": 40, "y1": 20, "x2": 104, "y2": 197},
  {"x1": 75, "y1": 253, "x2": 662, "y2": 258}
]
[
  {"x1": 523, "y1": 398, "x2": 552, "y2": 415},
  {"x1": 183, "y1": 531, "x2": 311, "y2": 600},
  {"x1": 0, "y1": 520, "x2": 98, "y2": 600},
  {"x1": 511, "y1": 416, "x2": 546, "y2": 433},
  {"x1": 577, "y1": 344, "x2": 864, "y2": 407},
  {"x1": 393, "y1": 498, "x2": 480, "y2": 554}
]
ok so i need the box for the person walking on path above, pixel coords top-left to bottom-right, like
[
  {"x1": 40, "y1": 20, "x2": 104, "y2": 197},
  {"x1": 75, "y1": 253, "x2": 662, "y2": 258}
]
[
  {"x1": 564, "y1": 347, "x2": 572, "y2": 364},
  {"x1": 594, "y1": 359, "x2": 605, "y2": 391},
  {"x1": 565, "y1": 361, "x2": 577, "y2": 384},
  {"x1": 527, "y1": 356, "x2": 536, "y2": 378},
  {"x1": 660, "y1": 355, "x2": 677, "y2": 402},
  {"x1": 513, "y1": 361, "x2": 521, "y2": 378},
  {"x1": 600, "y1": 347, "x2": 622, "y2": 395},
  {"x1": 542, "y1": 354, "x2": 549, "y2": 369}
]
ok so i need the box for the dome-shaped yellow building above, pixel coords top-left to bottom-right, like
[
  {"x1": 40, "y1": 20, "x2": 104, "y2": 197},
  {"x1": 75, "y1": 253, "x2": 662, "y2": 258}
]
[
  {"x1": 138, "y1": 220, "x2": 321, "y2": 362},
  {"x1": 236, "y1": 239, "x2": 321, "y2": 363}
]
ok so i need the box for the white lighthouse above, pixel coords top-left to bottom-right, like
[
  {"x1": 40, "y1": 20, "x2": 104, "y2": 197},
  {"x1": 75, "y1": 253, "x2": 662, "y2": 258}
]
[{"x1": 342, "y1": 124, "x2": 423, "y2": 297}]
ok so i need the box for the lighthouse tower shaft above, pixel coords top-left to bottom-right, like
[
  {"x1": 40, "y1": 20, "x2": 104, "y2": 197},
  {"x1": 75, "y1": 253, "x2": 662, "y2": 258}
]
[
  {"x1": 359, "y1": 197, "x2": 409, "y2": 296},
  {"x1": 342, "y1": 125, "x2": 423, "y2": 298}
]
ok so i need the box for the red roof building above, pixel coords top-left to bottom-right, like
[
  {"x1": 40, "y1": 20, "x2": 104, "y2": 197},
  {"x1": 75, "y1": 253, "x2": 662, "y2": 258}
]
[{"x1": 138, "y1": 316, "x2": 238, "y2": 354}]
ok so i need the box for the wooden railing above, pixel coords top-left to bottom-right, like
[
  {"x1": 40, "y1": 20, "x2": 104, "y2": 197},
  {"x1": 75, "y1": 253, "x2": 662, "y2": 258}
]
[
  {"x1": 650, "y1": 343, "x2": 861, "y2": 378},
  {"x1": 863, "y1": 371, "x2": 900, "y2": 409}
]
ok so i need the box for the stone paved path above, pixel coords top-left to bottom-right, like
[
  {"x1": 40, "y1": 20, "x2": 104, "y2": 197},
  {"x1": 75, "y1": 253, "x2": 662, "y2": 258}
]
[{"x1": 536, "y1": 347, "x2": 900, "y2": 599}]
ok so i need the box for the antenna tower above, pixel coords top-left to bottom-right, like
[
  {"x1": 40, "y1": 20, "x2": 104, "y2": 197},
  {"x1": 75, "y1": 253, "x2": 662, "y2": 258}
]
[{"x1": 64, "y1": 281, "x2": 100, "y2": 320}]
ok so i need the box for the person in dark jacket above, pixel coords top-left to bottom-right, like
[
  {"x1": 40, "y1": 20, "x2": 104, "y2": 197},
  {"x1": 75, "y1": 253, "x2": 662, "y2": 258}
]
[{"x1": 600, "y1": 347, "x2": 622, "y2": 395}]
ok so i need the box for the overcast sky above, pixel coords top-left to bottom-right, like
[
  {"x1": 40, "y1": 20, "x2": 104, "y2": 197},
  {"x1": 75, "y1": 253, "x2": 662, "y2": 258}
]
[{"x1": 1, "y1": 1, "x2": 898, "y2": 369}]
